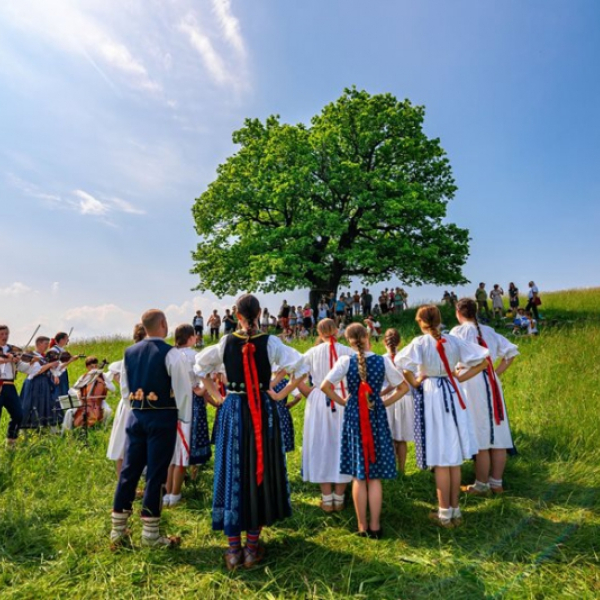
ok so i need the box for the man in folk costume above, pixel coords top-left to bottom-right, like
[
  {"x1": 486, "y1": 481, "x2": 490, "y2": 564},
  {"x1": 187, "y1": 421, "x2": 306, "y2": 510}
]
[{"x1": 110, "y1": 309, "x2": 192, "y2": 548}]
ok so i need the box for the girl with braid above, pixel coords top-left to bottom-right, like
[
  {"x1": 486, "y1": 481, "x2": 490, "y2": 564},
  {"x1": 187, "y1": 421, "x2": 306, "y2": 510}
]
[
  {"x1": 194, "y1": 294, "x2": 307, "y2": 570},
  {"x1": 450, "y1": 298, "x2": 518, "y2": 495},
  {"x1": 382, "y1": 328, "x2": 414, "y2": 473},
  {"x1": 395, "y1": 306, "x2": 488, "y2": 528},
  {"x1": 299, "y1": 319, "x2": 354, "y2": 512},
  {"x1": 321, "y1": 323, "x2": 408, "y2": 538}
]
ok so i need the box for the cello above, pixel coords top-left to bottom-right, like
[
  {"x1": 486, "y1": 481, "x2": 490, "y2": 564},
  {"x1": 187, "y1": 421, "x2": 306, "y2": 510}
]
[{"x1": 73, "y1": 360, "x2": 108, "y2": 428}]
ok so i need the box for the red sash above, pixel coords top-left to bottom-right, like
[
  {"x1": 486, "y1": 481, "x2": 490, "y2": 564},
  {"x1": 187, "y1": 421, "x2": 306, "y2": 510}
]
[
  {"x1": 328, "y1": 337, "x2": 346, "y2": 413},
  {"x1": 435, "y1": 337, "x2": 467, "y2": 410},
  {"x1": 242, "y1": 342, "x2": 264, "y2": 486},
  {"x1": 358, "y1": 380, "x2": 376, "y2": 481},
  {"x1": 176, "y1": 421, "x2": 191, "y2": 473},
  {"x1": 477, "y1": 335, "x2": 504, "y2": 425}
]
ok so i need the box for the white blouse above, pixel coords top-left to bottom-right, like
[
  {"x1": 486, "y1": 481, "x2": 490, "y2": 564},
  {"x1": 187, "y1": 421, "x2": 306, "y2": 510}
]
[
  {"x1": 194, "y1": 334, "x2": 308, "y2": 379},
  {"x1": 395, "y1": 334, "x2": 489, "y2": 377},
  {"x1": 303, "y1": 341, "x2": 355, "y2": 387},
  {"x1": 449, "y1": 323, "x2": 519, "y2": 364},
  {"x1": 325, "y1": 352, "x2": 405, "y2": 388}
]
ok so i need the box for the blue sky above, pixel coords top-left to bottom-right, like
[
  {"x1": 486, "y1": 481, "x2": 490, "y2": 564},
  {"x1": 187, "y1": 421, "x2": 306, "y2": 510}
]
[{"x1": 1, "y1": 0, "x2": 598, "y2": 339}]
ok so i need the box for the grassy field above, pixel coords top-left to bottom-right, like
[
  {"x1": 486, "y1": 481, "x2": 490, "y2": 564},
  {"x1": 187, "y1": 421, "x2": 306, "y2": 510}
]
[{"x1": 0, "y1": 288, "x2": 598, "y2": 599}]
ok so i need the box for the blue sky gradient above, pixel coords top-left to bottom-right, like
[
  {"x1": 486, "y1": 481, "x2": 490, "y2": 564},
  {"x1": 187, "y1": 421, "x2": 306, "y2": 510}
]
[{"x1": 1, "y1": 1, "x2": 598, "y2": 339}]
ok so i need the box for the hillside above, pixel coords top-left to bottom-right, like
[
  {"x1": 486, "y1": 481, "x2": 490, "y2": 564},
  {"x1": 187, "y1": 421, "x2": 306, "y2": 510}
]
[{"x1": 0, "y1": 288, "x2": 598, "y2": 599}]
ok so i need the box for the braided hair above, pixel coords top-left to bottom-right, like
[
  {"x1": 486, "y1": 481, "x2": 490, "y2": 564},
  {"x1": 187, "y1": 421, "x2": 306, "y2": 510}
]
[
  {"x1": 456, "y1": 298, "x2": 484, "y2": 341},
  {"x1": 345, "y1": 323, "x2": 369, "y2": 384},
  {"x1": 236, "y1": 293, "x2": 261, "y2": 339},
  {"x1": 384, "y1": 328, "x2": 400, "y2": 360},
  {"x1": 416, "y1": 305, "x2": 442, "y2": 340}
]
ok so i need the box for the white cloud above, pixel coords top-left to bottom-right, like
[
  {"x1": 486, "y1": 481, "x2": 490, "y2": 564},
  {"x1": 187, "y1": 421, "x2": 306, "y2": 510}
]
[
  {"x1": 73, "y1": 189, "x2": 110, "y2": 216},
  {"x1": 0, "y1": 282, "x2": 36, "y2": 297},
  {"x1": 108, "y1": 196, "x2": 146, "y2": 215},
  {"x1": 179, "y1": 13, "x2": 230, "y2": 86},
  {"x1": 61, "y1": 303, "x2": 139, "y2": 338},
  {"x1": 211, "y1": 0, "x2": 246, "y2": 59},
  {"x1": 51, "y1": 282, "x2": 60, "y2": 296}
]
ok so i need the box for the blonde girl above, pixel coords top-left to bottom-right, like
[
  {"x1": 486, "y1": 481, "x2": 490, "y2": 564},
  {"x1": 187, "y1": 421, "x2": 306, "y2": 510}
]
[{"x1": 321, "y1": 323, "x2": 408, "y2": 538}]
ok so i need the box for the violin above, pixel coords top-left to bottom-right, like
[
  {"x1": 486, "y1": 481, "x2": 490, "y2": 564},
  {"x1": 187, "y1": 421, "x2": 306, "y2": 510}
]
[
  {"x1": 46, "y1": 348, "x2": 85, "y2": 363},
  {"x1": 0, "y1": 346, "x2": 44, "y2": 364}
]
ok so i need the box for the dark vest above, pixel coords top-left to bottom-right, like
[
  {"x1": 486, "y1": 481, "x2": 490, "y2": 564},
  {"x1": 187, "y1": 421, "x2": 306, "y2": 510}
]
[
  {"x1": 124, "y1": 339, "x2": 176, "y2": 410},
  {"x1": 223, "y1": 332, "x2": 271, "y2": 393}
]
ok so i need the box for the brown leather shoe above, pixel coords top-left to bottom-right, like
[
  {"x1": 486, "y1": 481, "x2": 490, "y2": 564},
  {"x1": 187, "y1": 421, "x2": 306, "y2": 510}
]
[
  {"x1": 223, "y1": 549, "x2": 243, "y2": 571},
  {"x1": 490, "y1": 485, "x2": 504, "y2": 495},
  {"x1": 243, "y1": 545, "x2": 265, "y2": 568},
  {"x1": 461, "y1": 484, "x2": 491, "y2": 497},
  {"x1": 429, "y1": 511, "x2": 455, "y2": 529},
  {"x1": 320, "y1": 500, "x2": 335, "y2": 513}
]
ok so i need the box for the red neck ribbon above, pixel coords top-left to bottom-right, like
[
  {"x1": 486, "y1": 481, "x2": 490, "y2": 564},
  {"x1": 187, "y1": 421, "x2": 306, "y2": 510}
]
[
  {"x1": 358, "y1": 380, "x2": 376, "y2": 481},
  {"x1": 477, "y1": 335, "x2": 504, "y2": 425},
  {"x1": 435, "y1": 337, "x2": 467, "y2": 410},
  {"x1": 242, "y1": 342, "x2": 264, "y2": 486},
  {"x1": 328, "y1": 337, "x2": 345, "y2": 413},
  {"x1": 218, "y1": 379, "x2": 226, "y2": 398}
]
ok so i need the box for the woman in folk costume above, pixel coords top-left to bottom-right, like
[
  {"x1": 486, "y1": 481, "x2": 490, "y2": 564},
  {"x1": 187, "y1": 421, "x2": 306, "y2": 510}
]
[
  {"x1": 298, "y1": 319, "x2": 354, "y2": 512},
  {"x1": 382, "y1": 329, "x2": 414, "y2": 473},
  {"x1": 450, "y1": 298, "x2": 518, "y2": 495},
  {"x1": 321, "y1": 323, "x2": 408, "y2": 538},
  {"x1": 194, "y1": 294, "x2": 307, "y2": 570},
  {"x1": 394, "y1": 306, "x2": 488, "y2": 528},
  {"x1": 269, "y1": 366, "x2": 301, "y2": 454},
  {"x1": 106, "y1": 323, "x2": 146, "y2": 476},
  {"x1": 20, "y1": 336, "x2": 61, "y2": 430},
  {"x1": 46, "y1": 332, "x2": 81, "y2": 399}
]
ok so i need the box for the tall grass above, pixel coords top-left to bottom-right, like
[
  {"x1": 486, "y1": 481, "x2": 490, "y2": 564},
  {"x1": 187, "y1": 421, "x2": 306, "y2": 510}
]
[{"x1": 0, "y1": 290, "x2": 598, "y2": 599}]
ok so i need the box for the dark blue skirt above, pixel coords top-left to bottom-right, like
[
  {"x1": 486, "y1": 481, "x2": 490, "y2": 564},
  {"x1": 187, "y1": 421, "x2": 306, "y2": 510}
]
[
  {"x1": 190, "y1": 393, "x2": 212, "y2": 465},
  {"x1": 21, "y1": 375, "x2": 60, "y2": 428}
]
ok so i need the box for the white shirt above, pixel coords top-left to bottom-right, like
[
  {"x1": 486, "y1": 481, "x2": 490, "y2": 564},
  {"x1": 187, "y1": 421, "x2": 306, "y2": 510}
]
[
  {"x1": 70, "y1": 371, "x2": 116, "y2": 396},
  {"x1": 325, "y1": 352, "x2": 405, "y2": 388},
  {"x1": 119, "y1": 338, "x2": 192, "y2": 423},
  {"x1": 450, "y1": 322, "x2": 519, "y2": 364},
  {"x1": 194, "y1": 334, "x2": 308, "y2": 379},
  {"x1": 0, "y1": 346, "x2": 35, "y2": 380},
  {"x1": 528, "y1": 285, "x2": 539, "y2": 300}
]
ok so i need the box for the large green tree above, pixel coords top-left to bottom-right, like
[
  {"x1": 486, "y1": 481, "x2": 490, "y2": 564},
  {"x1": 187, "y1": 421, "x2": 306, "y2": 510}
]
[{"x1": 192, "y1": 87, "x2": 469, "y2": 305}]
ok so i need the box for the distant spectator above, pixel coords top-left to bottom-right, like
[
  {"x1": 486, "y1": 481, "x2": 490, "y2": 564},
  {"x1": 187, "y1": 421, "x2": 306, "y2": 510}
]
[
  {"x1": 192, "y1": 310, "x2": 204, "y2": 346},
  {"x1": 344, "y1": 292, "x2": 353, "y2": 318},
  {"x1": 261, "y1": 308, "x2": 270, "y2": 332},
  {"x1": 450, "y1": 292, "x2": 458, "y2": 307},
  {"x1": 279, "y1": 300, "x2": 291, "y2": 330},
  {"x1": 364, "y1": 315, "x2": 381, "y2": 341},
  {"x1": 379, "y1": 291, "x2": 388, "y2": 314},
  {"x1": 490, "y1": 284, "x2": 504, "y2": 319},
  {"x1": 508, "y1": 282, "x2": 519, "y2": 311},
  {"x1": 223, "y1": 309, "x2": 236, "y2": 334},
  {"x1": 335, "y1": 295, "x2": 346, "y2": 325},
  {"x1": 442, "y1": 291, "x2": 452, "y2": 306},
  {"x1": 525, "y1": 281, "x2": 541, "y2": 320},
  {"x1": 207, "y1": 310, "x2": 221, "y2": 341},
  {"x1": 302, "y1": 304, "x2": 314, "y2": 333},
  {"x1": 352, "y1": 290, "x2": 361, "y2": 316},
  {"x1": 317, "y1": 300, "x2": 329, "y2": 322},
  {"x1": 289, "y1": 306, "x2": 298, "y2": 335},
  {"x1": 394, "y1": 288, "x2": 404, "y2": 312},
  {"x1": 475, "y1": 282, "x2": 490, "y2": 318}
]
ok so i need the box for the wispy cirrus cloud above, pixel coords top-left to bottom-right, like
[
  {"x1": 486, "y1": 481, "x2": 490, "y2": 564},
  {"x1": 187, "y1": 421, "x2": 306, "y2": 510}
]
[{"x1": 211, "y1": 0, "x2": 247, "y2": 59}]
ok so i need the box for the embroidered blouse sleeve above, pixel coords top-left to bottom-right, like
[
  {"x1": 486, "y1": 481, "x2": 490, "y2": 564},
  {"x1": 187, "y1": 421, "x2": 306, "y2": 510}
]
[
  {"x1": 456, "y1": 337, "x2": 490, "y2": 366},
  {"x1": 324, "y1": 355, "x2": 351, "y2": 386},
  {"x1": 194, "y1": 336, "x2": 227, "y2": 378},
  {"x1": 383, "y1": 355, "x2": 405, "y2": 387},
  {"x1": 493, "y1": 331, "x2": 519, "y2": 360},
  {"x1": 166, "y1": 348, "x2": 193, "y2": 422},
  {"x1": 267, "y1": 336, "x2": 308, "y2": 377},
  {"x1": 394, "y1": 340, "x2": 422, "y2": 373}
]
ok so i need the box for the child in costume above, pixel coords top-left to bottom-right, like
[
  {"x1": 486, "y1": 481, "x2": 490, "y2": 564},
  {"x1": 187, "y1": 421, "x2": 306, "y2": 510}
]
[
  {"x1": 450, "y1": 298, "x2": 518, "y2": 495},
  {"x1": 321, "y1": 323, "x2": 408, "y2": 538},
  {"x1": 395, "y1": 305, "x2": 487, "y2": 528}
]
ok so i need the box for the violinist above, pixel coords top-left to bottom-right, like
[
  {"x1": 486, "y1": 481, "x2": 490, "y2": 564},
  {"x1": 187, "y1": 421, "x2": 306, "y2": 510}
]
[
  {"x1": 20, "y1": 336, "x2": 61, "y2": 431},
  {"x1": 47, "y1": 332, "x2": 82, "y2": 398},
  {"x1": 0, "y1": 325, "x2": 37, "y2": 446},
  {"x1": 62, "y1": 356, "x2": 115, "y2": 432}
]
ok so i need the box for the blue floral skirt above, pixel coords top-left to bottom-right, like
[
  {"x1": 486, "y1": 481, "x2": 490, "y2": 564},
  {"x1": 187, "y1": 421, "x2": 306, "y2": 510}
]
[{"x1": 190, "y1": 393, "x2": 212, "y2": 465}]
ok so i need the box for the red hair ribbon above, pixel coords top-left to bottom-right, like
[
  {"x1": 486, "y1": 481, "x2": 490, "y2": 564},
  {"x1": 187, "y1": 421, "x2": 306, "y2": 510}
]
[
  {"x1": 328, "y1": 336, "x2": 345, "y2": 413},
  {"x1": 242, "y1": 342, "x2": 264, "y2": 486},
  {"x1": 358, "y1": 380, "x2": 376, "y2": 481},
  {"x1": 477, "y1": 336, "x2": 504, "y2": 425},
  {"x1": 435, "y1": 337, "x2": 467, "y2": 410}
]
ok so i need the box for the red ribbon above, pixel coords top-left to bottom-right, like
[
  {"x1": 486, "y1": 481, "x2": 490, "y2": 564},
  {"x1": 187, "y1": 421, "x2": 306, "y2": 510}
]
[
  {"x1": 328, "y1": 337, "x2": 345, "y2": 413},
  {"x1": 435, "y1": 337, "x2": 467, "y2": 410},
  {"x1": 242, "y1": 342, "x2": 264, "y2": 486},
  {"x1": 477, "y1": 335, "x2": 504, "y2": 425},
  {"x1": 358, "y1": 380, "x2": 376, "y2": 481},
  {"x1": 176, "y1": 421, "x2": 191, "y2": 474}
]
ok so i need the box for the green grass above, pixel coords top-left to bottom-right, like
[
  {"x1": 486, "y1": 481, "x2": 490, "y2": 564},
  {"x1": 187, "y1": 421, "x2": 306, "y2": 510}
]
[{"x1": 1, "y1": 288, "x2": 599, "y2": 599}]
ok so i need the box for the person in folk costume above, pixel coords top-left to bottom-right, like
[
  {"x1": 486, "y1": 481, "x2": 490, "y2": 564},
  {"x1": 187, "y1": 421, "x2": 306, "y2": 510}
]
[
  {"x1": 47, "y1": 332, "x2": 81, "y2": 398},
  {"x1": 163, "y1": 324, "x2": 210, "y2": 507},
  {"x1": 0, "y1": 325, "x2": 37, "y2": 446},
  {"x1": 62, "y1": 356, "x2": 115, "y2": 431},
  {"x1": 194, "y1": 294, "x2": 307, "y2": 570},
  {"x1": 110, "y1": 310, "x2": 192, "y2": 549},
  {"x1": 269, "y1": 365, "x2": 302, "y2": 454},
  {"x1": 381, "y1": 329, "x2": 415, "y2": 473},
  {"x1": 321, "y1": 323, "x2": 408, "y2": 538},
  {"x1": 394, "y1": 305, "x2": 488, "y2": 528},
  {"x1": 106, "y1": 323, "x2": 147, "y2": 476},
  {"x1": 296, "y1": 319, "x2": 354, "y2": 512},
  {"x1": 450, "y1": 298, "x2": 519, "y2": 495},
  {"x1": 20, "y1": 336, "x2": 62, "y2": 431}
]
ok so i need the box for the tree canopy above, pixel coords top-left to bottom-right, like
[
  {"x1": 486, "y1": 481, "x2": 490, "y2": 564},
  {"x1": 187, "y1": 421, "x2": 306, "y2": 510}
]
[{"x1": 191, "y1": 87, "x2": 470, "y2": 299}]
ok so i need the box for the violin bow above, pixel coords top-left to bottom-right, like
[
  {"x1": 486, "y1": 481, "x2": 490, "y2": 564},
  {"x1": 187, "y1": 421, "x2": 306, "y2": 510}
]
[
  {"x1": 68, "y1": 327, "x2": 74, "y2": 338},
  {"x1": 22, "y1": 324, "x2": 41, "y2": 351}
]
